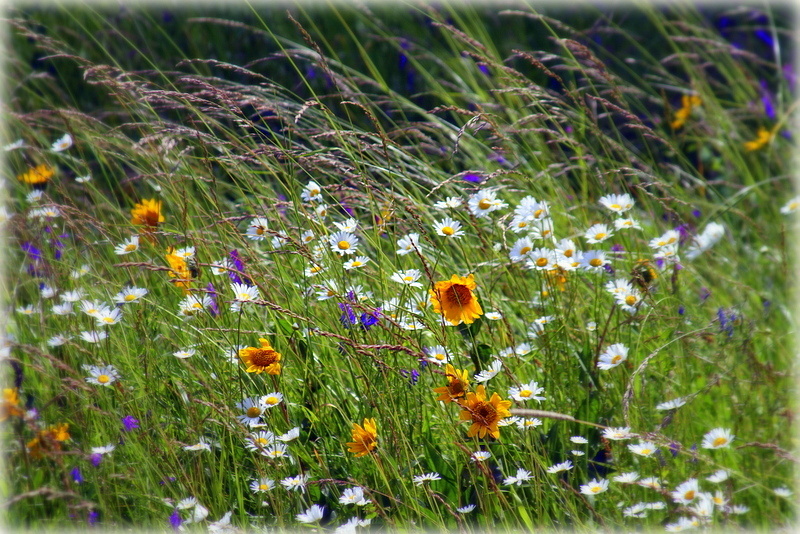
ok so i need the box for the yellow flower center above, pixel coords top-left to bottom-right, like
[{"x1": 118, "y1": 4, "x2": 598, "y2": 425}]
[
  {"x1": 519, "y1": 389, "x2": 532, "y2": 398},
  {"x1": 641, "y1": 448, "x2": 651, "y2": 455},
  {"x1": 534, "y1": 209, "x2": 544, "y2": 218},
  {"x1": 265, "y1": 396, "x2": 279, "y2": 405},
  {"x1": 667, "y1": 236, "x2": 677, "y2": 244},
  {"x1": 191, "y1": 302, "x2": 203, "y2": 309},
  {"x1": 259, "y1": 484, "x2": 269, "y2": 490},
  {"x1": 790, "y1": 202, "x2": 799, "y2": 210},
  {"x1": 435, "y1": 353, "x2": 446, "y2": 361},
  {"x1": 563, "y1": 249, "x2": 573, "y2": 257},
  {"x1": 124, "y1": 244, "x2": 137, "y2": 252},
  {"x1": 519, "y1": 246, "x2": 531, "y2": 255},
  {"x1": 591, "y1": 486, "x2": 602, "y2": 494},
  {"x1": 713, "y1": 437, "x2": 727, "y2": 447},
  {"x1": 238, "y1": 293, "x2": 252, "y2": 300},
  {"x1": 255, "y1": 437, "x2": 268, "y2": 446},
  {"x1": 684, "y1": 490, "x2": 695, "y2": 500},
  {"x1": 625, "y1": 295, "x2": 637, "y2": 306},
  {"x1": 338, "y1": 240, "x2": 350, "y2": 250},
  {"x1": 611, "y1": 355, "x2": 622, "y2": 364},
  {"x1": 124, "y1": 294, "x2": 137, "y2": 302},
  {"x1": 536, "y1": 257, "x2": 548, "y2": 267},
  {"x1": 403, "y1": 276, "x2": 414, "y2": 282},
  {"x1": 610, "y1": 203, "x2": 621, "y2": 210},
  {"x1": 255, "y1": 227, "x2": 265, "y2": 235},
  {"x1": 304, "y1": 235, "x2": 313, "y2": 242},
  {"x1": 246, "y1": 407, "x2": 261, "y2": 418},
  {"x1": 541, "y1": 290, "x2": 549, "y2": 298},
  {"x1": 517, "y1": 221, "x2": 528, "y2": 228},
  {"x1": 594, "y1": 232, "x2": 607, "y2": 240},
  {"x1": 310, "y1": 266, "x2": 323, "y2": 273},
  {"x1": 102, "y1": 317, "x2": 115, "y2": 323},
  {"x1": 98, "y1": 375, "x2": 110, "y2": 384},
  {"x1": 310, "y1": 188, "x2": 320, "y2": 196},
  {"x1": 351, "y1": 261, "x2": 362, "y2": 267},
  {"x1": 589, "y1": 258, "x2": 602, "y2": 267},
  {"x1": 442, "y1": 226, "x2": 455, "y2": 236},
  {"x1": 478, "y1": 199, "x2": 492, "y2": 210}
]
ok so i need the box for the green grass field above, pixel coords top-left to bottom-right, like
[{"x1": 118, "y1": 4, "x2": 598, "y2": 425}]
[{"x1": 1, "y1": 3, "x2": 796, "y2": 532}]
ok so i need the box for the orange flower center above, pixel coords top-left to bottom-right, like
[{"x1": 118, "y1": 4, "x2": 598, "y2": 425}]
[
  {"x1": 246, "y1": 407, "x2": 261, "y2": 418},
  {"x1": 684, "y1": 490, "x2": 695, "y2": 500},
  {"x1": 536, "y1": 257, "x2": 548, "y2": 267},
  {"x1": 472, "y1": 401, "x2": 498, "y2": 426},
  {"x1": 444, "y1": 284, "x2": 472, "y2": 308},
  {"x1": 611, "y1": 355, "x2": 622, "y2": 364},
  {"x1": 447, "y1": 379, "x2": 467, "y2": 398},
  {"x1": 250, "y1": 349, "x2": 279, "y2": 368}
]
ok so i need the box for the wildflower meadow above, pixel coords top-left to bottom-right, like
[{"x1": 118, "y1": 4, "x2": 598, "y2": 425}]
[{"x1": 1, "y1": 3, "x2": 797, "y2": 533}]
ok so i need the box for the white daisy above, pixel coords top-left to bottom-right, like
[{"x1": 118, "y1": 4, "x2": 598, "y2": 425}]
[
  {"x1": 473, "y1": 359, "x2": 502, "y2": 382},
  {"x1": 584, "y1": 223, "x2": 613, "y2": 244},
  {"x1": 546, "y1": 460, "x2": 573, "y2": 473},
  {"x1": 579, "y1": 478, "x2": 609, "y2": 495},
  {"x1": 343, "y1": 256, "x2": 370, "y2": 270},
  {"x1": 51, "y1": 133, "x2": 73, "y2": 152},
  {"x1": 390, "y1": 269, "x2": 423, "y2": 288},
  {"x1": 508, "y1": 381, "x2": 546, "y2": 402},
  {"x1": 329, "y1": 231, "x2": 359, "y2": 255},
  {"x1": 434, "y1": 217, "x2": 464, "y2": 238},
  {"x1": 114, "y1": 235, "x2": 140, "y2": 255},
  {"x1": 396, "y1": 233, "x2": 421, "y2": 255},
  {"x1": 84, "y1": 364, "x2": 120, "y2": 386},
  {"x1": 701, "y1": 428, "x2": 734, "y2": 449},
  {"x1": 598, "y1": 193, "x2": 634, "y2": 213}
]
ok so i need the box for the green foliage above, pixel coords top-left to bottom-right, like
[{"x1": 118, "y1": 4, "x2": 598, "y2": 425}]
[{"x1": 1, "y1": 3, "x2": 795, "y2": 532}]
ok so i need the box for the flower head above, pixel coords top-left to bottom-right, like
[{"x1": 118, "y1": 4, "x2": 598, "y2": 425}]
[
  {"x1": 18, "y1": 164, "x2": 54, "y2": 186},
  {"x1": 458, "y1": 384, "x2": 512, "y2": 439},
  {"x1": 84, "y1": 365, "x2": 119, "y2": 386},
  {"x1": 412, "y1": 472, "x2": 442, "y2": 485},
  {"x1": 701, "y1": 428, "x2": 734, "y2": 449},
  {"x1": 433, "y1": 364, "x2": 470, "y2": 403},
  {"x1": 347, "y1": 418, "x2": 377, "y2": 457},
  {"x1": 51, "y1": 133, "x2": 73, "y2": 152},
  {"x1": 430, "y1": 274, "x2": 483, "y2": 325},
  {"x1": 296, "y1": 504, "x2": 325, "y2": 524},
  {"x1": 579, "y1": 478, "x2": 609, "y2": 495},
  {"x1": 239, "y1": 338, "x2": 282, "y2": 374},
  {"x1": 131, "y1": 199, "x2": 164, "y2": 228}
]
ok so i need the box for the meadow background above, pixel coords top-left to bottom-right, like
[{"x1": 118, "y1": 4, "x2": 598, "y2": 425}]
[{"x1": 0, "y1": 2, "x2": 797, "y2": 532}]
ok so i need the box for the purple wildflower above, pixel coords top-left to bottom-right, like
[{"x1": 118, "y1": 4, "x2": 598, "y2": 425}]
[
  {"x1": 206, "y1": 283, "x2": 219, "y2": 317},
  {"x1": 121, "y1": 415, "x2": 139, "y2": 431},
  {"x1": 90, "y1": 453, "x2": 103, "y2": 467},
  {"x1": 169, "y1": 509, "x2": 182, "y2": 531},
  {"x1": 71, "y1": 467, "x2": 83, "y2": 484},
  {"x1": 88, "y1": 510, "x2": 99, "y2": 526},
  {"x1": 228, "y1": 250, "x2": 245, "y2": 285},
  {"x1": 461, "y1": 173, "x2": 483, "y2": 183}
]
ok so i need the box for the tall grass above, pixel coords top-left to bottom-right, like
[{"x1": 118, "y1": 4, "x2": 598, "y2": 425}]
[{"x1": 1, "y1": 3, "x2": 796, "y2": 532}]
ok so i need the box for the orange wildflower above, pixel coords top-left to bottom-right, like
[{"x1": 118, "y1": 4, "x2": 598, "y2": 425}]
[
  {"x1": 130, "y1": 199, "x2": 164, "y2": 228},
  {"x1": 239, "y1": 338, "x2": 282, "y2": 375},
  {"x1": 430, "y1": 274, "x2": 483, "y2": 325},
  {"x1": 432, "y1": 364, "x2": 470, "y2": 404},
  {"x1": 458, "y1": 385, "x2": 512, "y2": 439},
  {"x1": 346, "y1": 418, "x2": 378, "y2": 457}
]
